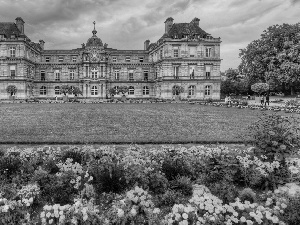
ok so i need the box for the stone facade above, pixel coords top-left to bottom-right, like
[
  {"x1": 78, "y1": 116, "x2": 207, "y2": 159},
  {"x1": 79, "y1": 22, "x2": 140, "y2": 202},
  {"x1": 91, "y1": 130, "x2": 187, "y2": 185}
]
[{"x1": 0, "y1": 17, "x2": 221, "y2": 100}]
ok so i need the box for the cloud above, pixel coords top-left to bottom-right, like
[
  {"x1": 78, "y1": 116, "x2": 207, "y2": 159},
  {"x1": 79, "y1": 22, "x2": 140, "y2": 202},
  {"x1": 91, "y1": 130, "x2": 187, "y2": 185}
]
[{"x1": 0, "y1": 0, "x2": 299, "y2": 71}]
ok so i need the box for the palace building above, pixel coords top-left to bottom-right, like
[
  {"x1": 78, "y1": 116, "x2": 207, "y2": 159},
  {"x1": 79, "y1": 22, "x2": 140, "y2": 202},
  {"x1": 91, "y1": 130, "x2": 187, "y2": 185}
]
[{"x1": 0, "y1": 17, "x2": 221, "y2": 100}]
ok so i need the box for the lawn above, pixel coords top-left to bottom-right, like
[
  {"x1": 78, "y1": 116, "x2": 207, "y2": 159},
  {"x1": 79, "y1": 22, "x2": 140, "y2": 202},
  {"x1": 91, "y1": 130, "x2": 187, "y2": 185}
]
[{"x1": 0, "y1": 103, "x2": 284, "y2": 144}]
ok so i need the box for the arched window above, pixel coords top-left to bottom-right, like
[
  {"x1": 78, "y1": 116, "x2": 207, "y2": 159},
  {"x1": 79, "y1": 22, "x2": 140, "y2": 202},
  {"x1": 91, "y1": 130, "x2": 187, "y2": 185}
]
[
  {"x1": 205, "y1": 85, "x2": 211, "y2": 96},
  {"x1": 54, "y1": 86, "x2": 60, "y2": 95},
  {"x1": 188, "y1": 85, "x2": 196, "y2": 96},
  {"x1": 128, "y1": 86, "x2": 135, "y2": 95},
  {"x1": 40, "y1": 86, "x2": 47, "y2": 95},
  {"x1": 91, "y1": 86, "x2": 98, "y2": 95},
  {"x1": 143, "y1": 86, "x2": 149, "y2": 95}
]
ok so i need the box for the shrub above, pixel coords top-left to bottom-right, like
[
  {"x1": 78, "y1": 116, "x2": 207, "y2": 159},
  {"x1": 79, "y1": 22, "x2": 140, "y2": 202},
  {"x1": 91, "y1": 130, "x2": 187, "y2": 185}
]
[
  {"x1": 90, "y1": 163, "x2": 127, "y2": 195},
  {"x1": 161, "y1": 156, "x2": 193, "y2": 181},
  {"x1": 156, "y1": 189, "x2": 187, "y2": 208},
  {"x1": 61, "y1": 147, "x2": 83, "y2": 165},
  {"x1": 148, "y1": 172, "x2": 169, "y2": 194},
  {"x1": 282, "y1": 195, "x2": 300, "y2": 225},
  {"x1": 169, "y1": 176, "x2": 193, "y2": 196},
  {"x1": 238, "y1": 188, "x2": 257, "y2": 203},
  {"x1": 245, "y1": 114, "x2": 300, "y2": 162},
  {"x1": 0, "y1": 155, "x2": 22, "y2": 180},
  {"x1": 208, "y1": 180, "x2": 239, "y2": 204}
]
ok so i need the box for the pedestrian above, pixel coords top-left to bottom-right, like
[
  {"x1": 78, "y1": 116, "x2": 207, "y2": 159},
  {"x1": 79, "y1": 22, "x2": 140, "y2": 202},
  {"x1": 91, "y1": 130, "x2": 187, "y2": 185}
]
[
  {"x1": 55, "y1": 96, "x2": 58, "y2": 102},
  {"x1": 260, "y1": 95, "x2": 264, "y2": 106},
  {"x1": 228, "y1": 96, "x2": 232, "y2": 105},
  {"x1": 265, "y1": 94, "x2": 270, "y2": 106},
  {"x1": 247, "y1": 94, "x2": 251, "y2": 100}
]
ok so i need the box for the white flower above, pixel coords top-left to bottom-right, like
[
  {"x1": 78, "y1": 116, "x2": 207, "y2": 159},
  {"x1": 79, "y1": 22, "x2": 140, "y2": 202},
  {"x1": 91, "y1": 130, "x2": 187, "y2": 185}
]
[
  {"x1": 240, "y1": 216, "x2": 246, "y2": 222},
  {"x1": 182, "y1": 213, "x2": 188, "y2": 219},
  {"x1": 153, "y1": 208, "x2": 160, "y2": 214},
  {"x1": 130, "y1": 208, "x2": 137, "y2": 216},
  {"x1": 117, "y1": 208, "x2": 124, "y2": 217}
]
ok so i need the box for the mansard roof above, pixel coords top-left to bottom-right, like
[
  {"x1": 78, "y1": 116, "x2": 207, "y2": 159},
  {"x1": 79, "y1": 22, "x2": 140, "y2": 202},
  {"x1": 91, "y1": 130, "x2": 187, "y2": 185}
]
[
  {"x1": 167, "y1": 22, "x2": 207, "y2": 38},
  {"x1": 0, "y1": 22, "x2": 21, "y2": 37}
]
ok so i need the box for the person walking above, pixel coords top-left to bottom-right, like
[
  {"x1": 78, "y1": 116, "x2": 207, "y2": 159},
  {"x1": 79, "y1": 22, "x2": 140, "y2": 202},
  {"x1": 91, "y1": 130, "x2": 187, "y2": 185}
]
[
  {"x1": 260, "y1": 95, "x2": 265, "y2": 106},
  {"x1": 265, "y1": 94, "x2": 270, "y2": 106}
]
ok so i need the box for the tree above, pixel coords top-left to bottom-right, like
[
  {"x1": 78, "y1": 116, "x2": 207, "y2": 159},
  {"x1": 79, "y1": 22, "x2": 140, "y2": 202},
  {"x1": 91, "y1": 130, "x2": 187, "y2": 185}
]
[
  {"x1": 239, "y1": 22, "x2": 300, "y2": 95},
  {"x1": 60, "y1": 85, "x2": 70, "y2": 96},
  {"x1": 118, "y1": 86, "x2": 129, "y2": 95},
  {"x1": 221, "y1": 79, "x2": 235, "y2": 95},
  {"x1": 108, "y1": 87, "x2": 118, "y2": 97},
  {"x1": 172, "y1": 85, "x2": 184, "y2": 95},
  {"x1": 251, "y1": 83, "x2": 269, "y2": 95},
  {"x1": 70, "y1": 87, "x2": 82, "y2": 97},
  {"x1": 6, "y1": 85, "x2": 17, "y2": 96}
]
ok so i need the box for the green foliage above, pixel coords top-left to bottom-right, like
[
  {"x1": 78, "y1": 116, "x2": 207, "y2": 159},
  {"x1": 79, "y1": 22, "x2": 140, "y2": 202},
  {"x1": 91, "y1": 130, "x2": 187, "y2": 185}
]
[
  {"x1": 148, "y1": 172, "x2": 169, "y2": 194},
  {"x1": 70, "y1": 86, "x2": 83, "y2": 96},
  {"x1": 172, "y1": 85, "x2": 184, "y2": 95},
  {"x1": 208, "y1": 180, "x2": 239, "y2": 204},
  {"x1": 283, "y1": 196, "x2": 300, "y2": 225},
  {"x1": 245, "y1": 114, "x2": 300, "y2": 162},
  {"x1": 251, "y1": 82, "x2": 269, "y2": 95},
  {"x1": 0, "y1": 155, "x2": 22, "y2": 180},
  {"x1": 238, "y1": 188, "x2": 257, "y2": 203},
  {"x1": 61, "y1": 147, "x2": 84, "y2": 165},
  {"x1": 161, "y1": 155, "x2": 193, "y2": 181},
  {"x1": 169, "y1": 176, "x2": 193, "y2": 196},
  {"x1": 239, "y1": 22, "x2": 300, "y2": 95},
  {"x1": 60, "y1": 85, "x2": 70, "y2": 96},
  {"x1": 6, "y1": 85, "x2": 17, "y2": 95}
]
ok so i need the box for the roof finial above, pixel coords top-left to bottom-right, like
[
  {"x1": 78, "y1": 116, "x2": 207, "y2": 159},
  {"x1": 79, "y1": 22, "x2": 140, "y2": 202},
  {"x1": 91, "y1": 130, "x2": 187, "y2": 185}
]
[{"x1": 92, "y1": 21, "x2": 97, "y2": 36}]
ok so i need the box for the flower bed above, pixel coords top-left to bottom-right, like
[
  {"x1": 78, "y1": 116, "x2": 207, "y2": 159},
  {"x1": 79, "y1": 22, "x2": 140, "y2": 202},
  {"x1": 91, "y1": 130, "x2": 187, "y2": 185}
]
[{"x1": 1, "y1": 144, "x2": 300, "y2": 225}]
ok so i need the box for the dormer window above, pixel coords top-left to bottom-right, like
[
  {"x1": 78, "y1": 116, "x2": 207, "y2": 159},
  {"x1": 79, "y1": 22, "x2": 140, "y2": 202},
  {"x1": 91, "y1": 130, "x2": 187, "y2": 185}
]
[
  {"x1": 11, "y1": 34, "x2": 16, "y2": 39},
  {"x1": 125, "y1": 56, "x2": 130, "y2": 62},
  {"x1": 10, "y1": 47, "x2": 16, "y2": 57},
  {"x1": 112, "y1": 57, "x2": 117, "y2": 62},
  {"x1": 45, "y1": 56, "x2": 50, "y2": 62},
  {"x1": 174, "y1": 34, "x2": 178, "y2": 39},
  {"x1": 59, "y1": 56, "x2": 64, "y2": 62},
  {"x1": 139, "y1": 57, "x2": 144, "y2": 62},
  {"x1": 72, "y1": 56, "x2": 77, "y2": 62},
  {"x1": 0, "y1": 34, "x2": 4, "y2": 39}
]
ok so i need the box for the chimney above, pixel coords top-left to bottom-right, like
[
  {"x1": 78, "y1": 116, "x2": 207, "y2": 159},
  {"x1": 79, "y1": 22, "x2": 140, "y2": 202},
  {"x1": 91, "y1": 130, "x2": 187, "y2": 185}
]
[
  {"x1": 39, "y1": 40, "x2": 45, "y2": 50},
  {"x1": 15, "y1": 17, "x2": 25, "y2": 35},
  {"x1": 144, "y1": 40, "x2": 150, "y2": 50},
  {"x1": 164, "y1": 17, "x2": 174, "y2": 34},
  {"x1": 191, "y1": 17, "x2": 200, "y2": 27}
]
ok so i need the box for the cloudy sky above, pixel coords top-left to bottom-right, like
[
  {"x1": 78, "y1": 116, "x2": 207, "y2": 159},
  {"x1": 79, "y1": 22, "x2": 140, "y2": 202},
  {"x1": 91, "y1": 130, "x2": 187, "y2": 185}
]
[{"x1": 0, "y1": 0, "x2": 299, "y2": 71}]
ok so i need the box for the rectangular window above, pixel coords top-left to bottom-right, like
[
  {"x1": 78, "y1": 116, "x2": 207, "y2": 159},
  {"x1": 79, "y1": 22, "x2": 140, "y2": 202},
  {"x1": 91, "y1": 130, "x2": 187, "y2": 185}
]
[
  {"x1": 58, "y1": 56, "x2": 64, "y2": 62},
  {"x1": 188, "y1": 86, "x2": 195, "y2": 96},
  {"x1": 45, "y1": 56, "x2": 50, "y2": 62},
  {"x1": 70, "y1": 69, "x2": 75, "y2": 80},
  {"x1": 112, "y1": 57, "x2": 117, "y2": 62},
  {"x1": 139, "y1": 57, "x2": 144, "y2": 62},
  {"x1": 55, "y1": 70, "x2": 60, "y2": 81},
  {"x1": 155, "y1": 71, "x2": 158, "y2": 79},
  {"x1": 205, "y1": 66, "x2": 211, "y2": 79},
  {"x1": 174, "y1": 66, "x2": 179, "y2": 79},
  {"x1": 205, "y1": 47, "x2": 211, "y2": 57},
  {"x1": 10, "y1": 65, "x2": 16, "y2": 78},
  {"x1": 100, "y1": 66, "x2": 104, "y2": 77},
  {"x1": 10, "y1": 47, "x2": 16, "y2": 57},
  {"x1": 11, "y1": 35, "x2": 15, "y2": 39},
  {"x1": 41, "y1": 70, "x2": 46, "y2": 81},
  {"x1": 128, "y1": 70, "x2": 134, "y2": 81},
  {"x1": 115, "y1": 70, "x2": 120, "y2": 80},
  {"x1": 173, "y1": 47, "x2": 179, "y2": 57},
  {"x1": 125, "y1": 56, "x2": 130, "y2": 62},
  {"x1": 189, "y1": 65, "x2": 195, "y2": 79},
  {"x1": 72, "y1": 56, "x2": 77, "y2": 62},
  {"x1": 205, "y1": 85, "x2": 211, "y2": 96},
  {"x1": 160, "y1": 49, "x2": 163, "y2": 59},
  {"x1": 190, "y1": 47, "x2": 196, "y2": 57},
  {"x1": 144, "y1": 71, "x2": 148, "y2": 81}
]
